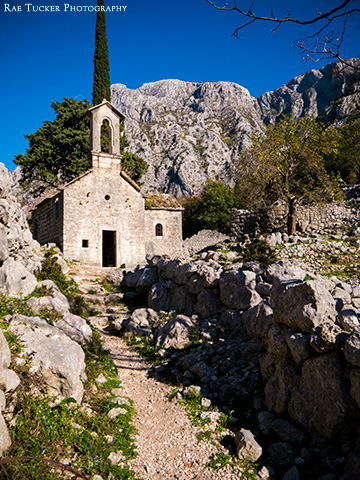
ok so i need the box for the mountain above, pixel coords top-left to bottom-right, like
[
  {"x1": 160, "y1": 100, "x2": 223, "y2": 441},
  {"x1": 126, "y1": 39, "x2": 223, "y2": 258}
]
[{"x1": 112, "y1": 59, "x2": 358, "y2": 197}]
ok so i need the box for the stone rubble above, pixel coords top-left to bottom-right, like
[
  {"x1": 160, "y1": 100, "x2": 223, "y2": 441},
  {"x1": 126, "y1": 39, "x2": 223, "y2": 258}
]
[{"x1": 106, "y1": 248, "x2": 360, "y2": 479}]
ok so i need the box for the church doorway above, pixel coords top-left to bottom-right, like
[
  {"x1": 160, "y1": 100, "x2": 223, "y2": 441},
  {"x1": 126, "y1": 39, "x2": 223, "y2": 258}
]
[{"x1": 102, "y1": 230, "x2": 116, "y2": 267}]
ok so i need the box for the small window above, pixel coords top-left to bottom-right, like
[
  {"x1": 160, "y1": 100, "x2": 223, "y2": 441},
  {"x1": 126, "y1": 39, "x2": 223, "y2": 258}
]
[
  {"x1": 53, "y1": 198, "x2": 59, "y2": 222},
  {"x1": 155, "y1": 223, "x2": 163, "y2": 237},
  {"x1": 105, "y1": 194, "x2": 110, "y2": 201},
  {"x1": 82, "y1": 239, "x2": 89, "y2": 248}
]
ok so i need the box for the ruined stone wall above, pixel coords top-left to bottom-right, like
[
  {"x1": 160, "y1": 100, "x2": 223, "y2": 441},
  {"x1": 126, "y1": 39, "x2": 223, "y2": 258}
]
[
  {"x1": 231, "y1": 201, "x2": 358, "y2": 239},
  {"x1": 145, "y1": 209, "x2": 183, "y2": 258},
  {"x1": 32, "y1": 192, "x2": 63, "y2": 248},
  {"x1": 62, "y1": 168, "x2": 146, "y2": 268}
]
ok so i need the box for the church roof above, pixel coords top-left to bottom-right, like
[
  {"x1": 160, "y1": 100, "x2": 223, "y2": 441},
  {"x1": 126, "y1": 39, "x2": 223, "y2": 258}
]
[
  {"x1": 144, "y1": 193, "x2": 183, "y2": 211},
  {"x1": 87, "y1": 99, "x2": 125, "y2": 121}
]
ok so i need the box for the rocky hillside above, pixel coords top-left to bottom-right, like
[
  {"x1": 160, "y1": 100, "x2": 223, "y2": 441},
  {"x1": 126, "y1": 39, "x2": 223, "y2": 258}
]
[{"x1": 112, "y1": 59, "x2": 360, "y2": 197}]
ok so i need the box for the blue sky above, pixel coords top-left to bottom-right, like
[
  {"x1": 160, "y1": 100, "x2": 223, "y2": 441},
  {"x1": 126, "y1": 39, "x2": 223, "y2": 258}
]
[{"x1": 1, "y1": 0, "x2": 359, "y2": 172}]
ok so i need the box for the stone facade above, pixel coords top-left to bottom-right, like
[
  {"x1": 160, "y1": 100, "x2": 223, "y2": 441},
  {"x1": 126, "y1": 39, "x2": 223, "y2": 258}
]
[
  {"x1": 32, "y1": 101, "x2": 183, "y2": 268},
  {"x1": 231, "y1": 200, "x2": 359, "y2": 239}
]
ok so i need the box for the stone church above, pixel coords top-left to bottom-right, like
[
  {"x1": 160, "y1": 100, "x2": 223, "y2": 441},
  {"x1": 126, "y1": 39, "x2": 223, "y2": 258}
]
[{"x1": 32, "y1": 101, "x2": 183, "y2": 268}]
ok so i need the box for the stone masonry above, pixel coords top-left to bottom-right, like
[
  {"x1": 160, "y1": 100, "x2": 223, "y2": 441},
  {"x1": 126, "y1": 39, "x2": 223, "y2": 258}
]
[
  {"x1": 231, "y1": 200, "x2": 359, "y2": 239},
  {"x1": 32, "y1": 101, "x2": 183, "y2": 268}
]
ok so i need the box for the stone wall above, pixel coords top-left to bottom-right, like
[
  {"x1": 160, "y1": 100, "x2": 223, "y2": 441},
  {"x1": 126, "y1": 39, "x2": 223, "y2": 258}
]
[
  {"x1": 145, "y1": 209, "x2": 183, "y2": 258},
  {"x1": 32, "y1": 192, "x2": 63, "y2": 249},
  {"x1": 231, "y1": 200, "x2": 358, "y2": 239},
  {"x1": 62, "y1": 167, "x2": 146, "y2": 268},
  {"x1": 118, "y1": 255, "x2": 360, "y2": 479},
  {"x1": 183, "y1": 230, "x2": 229, "y2": 256}
]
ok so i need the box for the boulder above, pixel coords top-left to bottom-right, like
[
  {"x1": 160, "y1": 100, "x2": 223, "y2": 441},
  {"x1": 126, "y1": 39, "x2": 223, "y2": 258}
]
[
  {"x1": 105, "y1": 269, "x2": 125, "y2": 287},
  {"x1": 55, "y1": 312, "x2": 92, "y2": 345},
  {"x1": 338, "y1": 309, "x2": 360, "y2": 333},
  {"x1": 285, "y1": 331, "x2": 312, "y2": 364},
  {"x1": 310, "y1": 321, "x2": 348, "y2": 352},
  {"x1": 26, "y1": 279, "x2": 71, "y2": 314},
  {"x1": 0, "y1": 329, "x2": 20, "y2": 393},
  {"x1": 186, "y1": 260, "x2": 222, "y2": 294},
  {"x1": 271, "y1": 279, "x2": 337, "y2": 332},
  {"x1": 135, "y1": 266, "x2": 159, "y2": 294},
  {"x1": 0, "y1": 164, "x2": 11, "y2": 199},
  {"x1": 265, "y1": 359, "x2": 300, "y2": 414},
  {"x1": 194, "y1": 289, "x2": 223, "y2": 318},
  {"x1": 0, "y1": 229, "x2": 9, "y2": 263},
  {"x1": 265, "y1": 324, "x2": 291, "y2": 359},
  {"x1": 0, "y1": 257, "x2": 38, "y2": 296},
  {"x1": 219, "y1": 268, "x2": 261, "y2": 310},
  {"x1": 148, "y1": 281, "x2": 193, "y2": 313},
  {"x1": 344, "y1": 330, "x2": 360, "y2": 367},
  {"x1": 242, "y1": 301, "x2": 274, "y2": 339},
  {"x1": 235, "y1": 428, "x2": 262, "y2": 462},
  {"x1": 9, "y1": 315, "x2": 86, "y2": 403},
  {"x1": 265, "y1": 442, "x2": 298, "y2": 468},
  {"x1": 156, "y1": 314, "x2": 195, "y2": 349},
  {"x1": 270, "y1": 418, "x2": 307, "y2": 444},
  {"x1": 0, "y1": 413, "x2": 11, "y2": 456},
  {"x1": 125, "y1": 308, "x2": 158, "y2": 337},
  {"x1": 349, "y1": 368, "x2": 360, "y2": 409},
  {"x1": 265, "y1": 260, "x2": 308, "y2": 286},
  {"x1": 288, "y1": 353, "x2": 356, "y2": 438},
  {"x1": 148, "y1": 280, "x2": 176, "y2": 312}
]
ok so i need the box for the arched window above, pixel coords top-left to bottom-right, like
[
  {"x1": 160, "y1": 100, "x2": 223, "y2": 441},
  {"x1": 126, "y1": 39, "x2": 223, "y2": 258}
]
[
  {"x1": 100, "y1": 119, "x2": 111, "y2": 153},
  {"x1": 155, "y1": 223, "x2": 163, "y2": 237}
]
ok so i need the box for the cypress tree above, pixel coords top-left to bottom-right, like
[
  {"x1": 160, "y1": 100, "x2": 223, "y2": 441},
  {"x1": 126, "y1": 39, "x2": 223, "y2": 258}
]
[{"x1": 92, "y1": 0, "x2": 111, "y2": 105}]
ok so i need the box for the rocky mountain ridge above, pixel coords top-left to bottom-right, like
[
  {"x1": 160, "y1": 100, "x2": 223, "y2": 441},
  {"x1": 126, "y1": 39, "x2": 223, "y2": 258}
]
[{"x1": 112, "y1": 59, "x2": 360, "y2": 197}]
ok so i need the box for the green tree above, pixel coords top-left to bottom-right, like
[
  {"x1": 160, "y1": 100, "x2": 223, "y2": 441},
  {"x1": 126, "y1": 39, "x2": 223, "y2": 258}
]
[
  {"x1": 15, "y1": 98, "x2": 148, "y2": 189},
  {"x1": 325, "y1": 117, "x2": 360, "y2": 184},
  {"x1": 181, "y1": 180, "x2": 234, "y2": 237},
  {"x1": 92, "y1": 0, "x2": 111, "y2": 105},
  {"x1": 15, "y1": 97, "x2": 91, "y2": 187},
  {"x1": 236, "y1": 115, "x2": 341, "y2": 234}
]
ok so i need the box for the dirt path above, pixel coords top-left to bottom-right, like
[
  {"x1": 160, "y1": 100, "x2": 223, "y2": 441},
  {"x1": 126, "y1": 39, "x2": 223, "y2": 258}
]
[{"x1": 71, "y1": 265, "x2": 244, "y2": 480}]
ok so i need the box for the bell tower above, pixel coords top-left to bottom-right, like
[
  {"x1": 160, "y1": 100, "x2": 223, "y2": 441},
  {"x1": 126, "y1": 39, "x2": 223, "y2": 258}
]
[{"x1": 87, "y1": 100, "x2": 125, "y2": 169}]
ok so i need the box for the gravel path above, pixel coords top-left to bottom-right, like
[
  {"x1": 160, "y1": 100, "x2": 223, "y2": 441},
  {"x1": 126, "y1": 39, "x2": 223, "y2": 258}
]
[
  {"x1": 71, "y1": 265, "x2": 246, "y2": 480},
  {"x1": 101, "y1": 333, "x2": 243, "y2": 480}
]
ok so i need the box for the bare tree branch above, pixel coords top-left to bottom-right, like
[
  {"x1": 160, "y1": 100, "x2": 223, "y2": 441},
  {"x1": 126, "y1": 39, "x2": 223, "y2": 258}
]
[{"x1": 206, "y1": 0, "x2": 360, "y2": 68}]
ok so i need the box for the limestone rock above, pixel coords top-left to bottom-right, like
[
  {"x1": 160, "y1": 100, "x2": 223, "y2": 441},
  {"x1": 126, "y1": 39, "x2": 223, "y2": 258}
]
[
  {"x1": 106, "y1": 269, "x2": 125, "y2": 288},
  {"x1": 270, "y1": 418, "x2": 307, "y2": 444},
  {"x1": 156, "y1": 314, "x2": 195, "y2": 349},
  {"x1": 194, "y1": 289, "x2": 223, "y2": 318},
  {"x1": 0, "y1": 257, "x2": 37, "y2": 296},
  {"x1": 310, "y1": 321, "x2": 348, "y2": 353},
  {"x1": 125, "y1": 308, "x2": 158, "y2": 337},
  {"x1": 0, "y1": 330, "x2": 20, "y2": 393},
  {"x1": 265, "y1": 442, "x2": 298, "y2": 468},
  {"x1": 111, "y1": 60, "x2": 360, "y2": 196},
  {"x1": 344, "y1": 330, "x2": 360, "y2": 367},
  {"x1": 9, "y1": 314, "x2": 86, "y2": 403},
  {"x1": 285, "y1": 331, "x2": 312, "y2": 364},
  {"x1": 0, "y1": 413, "x2": 11, "y2": 456},
  {"x1": 271, "y1": 279, "x2": 337, "y2": 332},
  {"x1": 235, "y1": 428, "x2": 262, "y2": 462},
  {"x1": 265, "y1": 359, "x2": 300, "y2": 414},
  {"x1": 338, "y1": 309, "x2": 360, "y2": 332},
  {"x1": 349, "y1": 368, "x2": 360, "y2": 409},
  {"x1": 55, "y1": 312, "x2": 92, "y2": 345},
  {"x1": 26, "y1": 279, "x2": 71, "y2": 314},
  {"x1": 242, "y1": 301, "x2": 274, "y2": 339},
  {"x1": 219, "y1": 268, "x2": 261, "y2": 310},
  {"x1": 135, "y1": 266, "x2": 159, "y2": 295},
  {"x1": 288, "y1": 353, "x2": 356, "y2": 438},
  {"x1": 265, "y1": 260, "x2": 308, "y2": 286}
]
